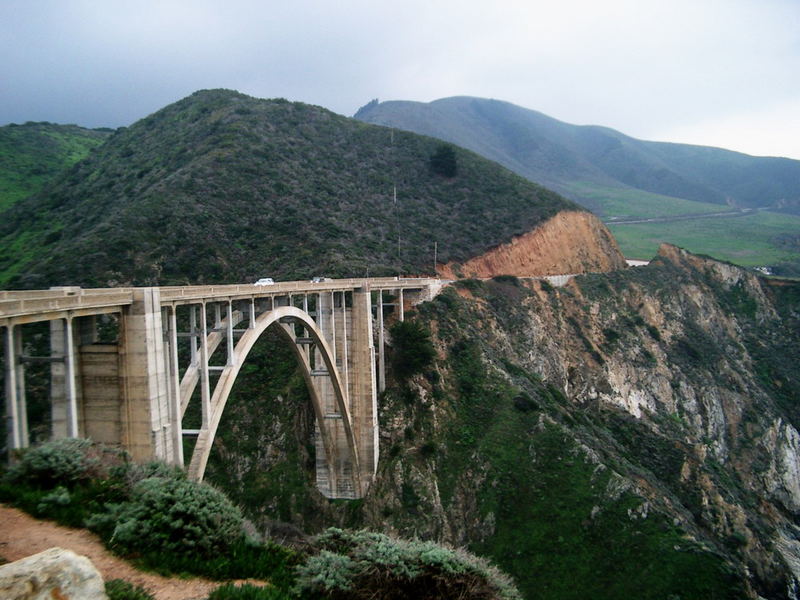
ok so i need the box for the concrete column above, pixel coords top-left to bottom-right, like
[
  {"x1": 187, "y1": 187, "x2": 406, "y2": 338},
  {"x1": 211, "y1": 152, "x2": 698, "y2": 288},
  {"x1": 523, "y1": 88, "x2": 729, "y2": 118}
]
[
  {"x1": 4, "y1": 325, "x2": 22, "y2": 451},
  {"x1": 47, "y1": 287, "x2": 80, "y2": 441},
  {"x1": 340, "y1": 293, "x2": 349, "y2": 398},
  {"x1": 50, "y1": 320, "x2": 67, "y2": 439},
  {"x1": 398, "y1": 289, "x2": 405, "y2": 321},
  {"x1": 377, "y1": 291, "x2": 386, "y2": 393},
  {"x1": 312, "y1": 290, "x2": 348, "y2": 497},
  {"x1": 226, "y1": 302, "x2": 234, "y2": 367},
  {"x1": 214, "y1": 303, "x2": 222, "y2": 329},
  {"x1": 64, "y1": 317, "x2": 79, "y2": 438},
  {"x1": 329, "y1": 292, "x2": 337, "y2": 364},
  {"x1": 50, "y1": 316, "x2": 84, "y2": 440},
  {"x1": 198, "y1": 304, "x2": 211, "y2": 430},
  {"x1": 314, "y1": 293, "x2": 336, "y2": 414},
  {"x1": 189, "y1": 306, "x2": 198, "y2": 367},
  {"x1": 350, "y1": 286, "x2": 379, "y2": 491},
  {"x1": 166, "y1": 306, "x2": 183, "y2": 465},
  {"x1": 118, "y1": 288, "x2": 172, "y2": 462}
]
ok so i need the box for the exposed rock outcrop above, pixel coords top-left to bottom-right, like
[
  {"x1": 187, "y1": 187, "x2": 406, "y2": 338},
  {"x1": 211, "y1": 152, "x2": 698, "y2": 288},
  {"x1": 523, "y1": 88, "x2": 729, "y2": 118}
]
[
  {"x1": 0, "y1": 547, "x2": 106, "y2": 600},
  {"x1": 438, "y1": 210, "x2": 626, "y2": 279},
  {"x1": 206, "y1": 243, "x2": 800, "y2": 599}
]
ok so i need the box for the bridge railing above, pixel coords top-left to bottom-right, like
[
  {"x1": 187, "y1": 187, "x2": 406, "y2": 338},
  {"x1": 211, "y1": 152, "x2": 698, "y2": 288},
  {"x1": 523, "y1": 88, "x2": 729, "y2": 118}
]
[
  {"x1": 0, "y1": 277, "x2": 446, "y2": 321},
  {"x1": 0, "y1": 290, "x2": 134, "y2": 322}
]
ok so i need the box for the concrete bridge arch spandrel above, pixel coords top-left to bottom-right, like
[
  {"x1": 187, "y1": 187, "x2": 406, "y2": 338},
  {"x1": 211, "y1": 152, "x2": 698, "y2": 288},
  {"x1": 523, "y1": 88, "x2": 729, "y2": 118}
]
[{"x1": 185, "y1": 305, "x2": 363, "y2": 499}]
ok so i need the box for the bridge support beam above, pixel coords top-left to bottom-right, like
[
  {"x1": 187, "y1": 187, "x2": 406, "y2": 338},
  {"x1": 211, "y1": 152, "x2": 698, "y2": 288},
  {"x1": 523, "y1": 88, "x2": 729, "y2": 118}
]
[
  {"x1": 350, "y1": 287, "x2": 379, "y2": 490},
  {"x1": 3, "y1": 325, "x2": 26, "y2": 452},
  {"x1": 118, "y1": 288, "x2": 176, "y2": 463},
  {"x1": 313, "y1": 291, "x2": 346, "y2": 496}
]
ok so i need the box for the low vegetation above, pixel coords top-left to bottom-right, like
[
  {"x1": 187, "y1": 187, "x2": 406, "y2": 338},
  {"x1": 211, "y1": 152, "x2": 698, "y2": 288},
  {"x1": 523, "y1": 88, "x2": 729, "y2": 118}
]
[
  {"x1": 295, "y1": 528, "x2": 521, "y2": 600},
  {"x1": 1, "y1": 437, "x2": 521, "y2": 600},
  {"x1": 608, "y1": 210, "x2": 800, "y2": 268},
  {"x1": 105, "y1": 579, "x2": 156, "y2": 600},
  {"x1": 0, "y1": 121, "x2": 109, "y2": 212}
]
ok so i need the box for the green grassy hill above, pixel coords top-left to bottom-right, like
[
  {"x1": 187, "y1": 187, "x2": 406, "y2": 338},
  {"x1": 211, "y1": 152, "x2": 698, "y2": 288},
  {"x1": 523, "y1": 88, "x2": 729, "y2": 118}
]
[
  {"x1": 355, "y1": 97, "x2": 800, "y2": 270},
  {"x1": 0, "y1": 90, "x2": 581, "y2": 289},
  {"x1": 0, "y1": 121, "x2": 110, "y2": 212},
  {"x1": 355, "y1": 97, "x2": 800, "y2": 215}
]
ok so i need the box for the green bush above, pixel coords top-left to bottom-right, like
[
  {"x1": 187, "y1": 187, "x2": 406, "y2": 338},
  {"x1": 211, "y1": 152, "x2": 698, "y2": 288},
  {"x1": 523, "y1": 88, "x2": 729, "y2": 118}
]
[
  {"x1": 390, "y1": 320, "x2": 436, "y2": 379},
  {"x1": 295, "y1": 528, "x2": 522, "y2": 600},
  {"x1": 94, "y1": 475, "x2": 244, "y2": 558},
  {"x1": 5, "y1": 438, "x2": 131, "y2": 492},
  {"x1": 430, "y1": 144, "x2": 458, "y2": 177},
  {"x1": 208, "y1": 583, "x2": 291, "y2": 599},
  {"x1": 129, "y1": 539, "x2": 300, "y2": 589},
  {"x1": 2, "y1": 440, "x2": 299, "y2": 587},
  {"x1": 6, "y1": 438, "x2": 95, "y2": 488},
  {"x1": 105, "y1": 579, "x2": 155, "y2": 600}
]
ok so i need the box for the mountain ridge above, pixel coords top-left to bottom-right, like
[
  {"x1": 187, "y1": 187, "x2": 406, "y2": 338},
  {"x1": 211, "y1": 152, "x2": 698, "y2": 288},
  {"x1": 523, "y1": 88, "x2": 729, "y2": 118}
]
[
  {"x1": 354, "y1": 96, "x2": 800, "y2": 214},
  {"x1": 0, "y1": 89, "x2": 622, "y2": 289}
]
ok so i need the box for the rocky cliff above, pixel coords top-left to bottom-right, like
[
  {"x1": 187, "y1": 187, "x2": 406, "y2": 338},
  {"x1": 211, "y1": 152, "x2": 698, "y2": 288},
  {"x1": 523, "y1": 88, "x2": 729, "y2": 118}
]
[
  {"x1": 437, "y1": 210, "x2": 627, "y2": 278},
  {"x1": 205, "y1": 246, "x2": 800, "y2": 600}
]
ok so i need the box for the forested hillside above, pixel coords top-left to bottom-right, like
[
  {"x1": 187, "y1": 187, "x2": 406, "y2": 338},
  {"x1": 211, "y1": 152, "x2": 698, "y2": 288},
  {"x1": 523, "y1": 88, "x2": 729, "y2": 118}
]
[
  {"x1": 0, "y1": 121, "x2": 110, "y2": 212},
  {"x1": 0, "y1": 90, "x2": 593, "y2": 289}
]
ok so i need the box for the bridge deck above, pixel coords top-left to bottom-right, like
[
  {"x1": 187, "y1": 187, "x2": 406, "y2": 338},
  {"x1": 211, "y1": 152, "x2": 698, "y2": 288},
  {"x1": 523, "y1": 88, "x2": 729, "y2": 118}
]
[{"x1": 0, "y1": 277, "x2": 444, "y2": 324}]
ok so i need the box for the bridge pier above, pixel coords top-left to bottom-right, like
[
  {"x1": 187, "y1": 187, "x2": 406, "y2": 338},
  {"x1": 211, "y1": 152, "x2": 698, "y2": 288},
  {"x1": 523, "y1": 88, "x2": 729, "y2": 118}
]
[
  {"x1": 3, "y1": 324, "x2": 26, "y2": 451},
  {"x1": 351, "y1": 287, "x2": 379, "y2": 489},
  {"x1": 117, "y1": 288, "x2": 175, "y2": 463}
]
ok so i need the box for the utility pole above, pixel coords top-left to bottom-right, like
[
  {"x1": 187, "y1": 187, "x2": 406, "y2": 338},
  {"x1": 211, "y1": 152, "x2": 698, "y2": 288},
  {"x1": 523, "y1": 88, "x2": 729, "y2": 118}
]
[
  {"x1": 433, "y1": 241, "x2": 437, "y2": 275},
  {"x1": 394, "y1": 185, "x2": 401, "y2": 271}
]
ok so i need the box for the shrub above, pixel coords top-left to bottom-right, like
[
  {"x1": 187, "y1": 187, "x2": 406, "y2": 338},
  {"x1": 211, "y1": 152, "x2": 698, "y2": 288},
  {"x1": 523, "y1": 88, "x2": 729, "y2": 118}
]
[
  {"x1": 126, "y1": 538, "x2": 300, "y2": 589},
  {"x1": 6, "y1": 438, "x2": 94, "y2": 488},
  {"x1": 390, "y1": 320, "x2": 436, "y2": 379},
  {"x1": 5, "y1": 438, "x2": 130, "y2": 491},
  {"x1": 105, "y1": 579, "x2": 155, "y2": 600},
  {"x1": 296, "y1": 528, "x2": 522, "y2": 600},
  {"x1": 430, "y1": 144, "x2": 458, "y2": 177},
  {"x1": 208, "y1": 583, "x2": 290, "y2": 599},
  {"x1": 97, "y1": 476, "x2": 244, "y2": 558}
]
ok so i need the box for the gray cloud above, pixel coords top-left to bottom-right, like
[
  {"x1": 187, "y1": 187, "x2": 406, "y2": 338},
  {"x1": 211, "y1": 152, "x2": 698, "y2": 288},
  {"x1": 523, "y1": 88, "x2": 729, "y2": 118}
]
[{"x1": 1, "y1": 0, "x2": 798, "y2": 158}]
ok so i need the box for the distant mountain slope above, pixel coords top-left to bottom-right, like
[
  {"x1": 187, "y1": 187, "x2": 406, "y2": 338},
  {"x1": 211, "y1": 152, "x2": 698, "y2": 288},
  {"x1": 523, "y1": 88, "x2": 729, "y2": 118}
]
[
  {"x1": 0, "y1": 90, "x2": 619, "y2": 288},
  {"x1": 354, "y1": 97, "x2": 800, "y2": 214},
  {"x1": 0, "y1": 122, "x2": 111, "y2": 212}
]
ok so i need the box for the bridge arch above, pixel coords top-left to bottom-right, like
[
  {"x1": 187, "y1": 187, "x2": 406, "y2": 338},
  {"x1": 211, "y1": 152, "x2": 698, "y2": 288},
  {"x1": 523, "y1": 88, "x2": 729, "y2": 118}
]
[{"x1": 185, "y1": 305, "x2": 362, "y2": 497}]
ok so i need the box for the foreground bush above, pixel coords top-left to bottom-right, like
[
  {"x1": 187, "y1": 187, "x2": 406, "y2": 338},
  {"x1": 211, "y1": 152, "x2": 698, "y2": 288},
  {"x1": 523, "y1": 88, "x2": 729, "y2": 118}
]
[
  {"x1": 296, "y1": 528, "x2": 522, "y2": 600},
  {"x1": 90, "y1": 474, "x2": 244, "y2": 558},
  {"x1": 3, "y1": 439, "x2": 297, "y2": 583},
  {"x1": 208, "y1": 583, "x2": 290, "y2": 599},
  {"x1": 105, "y1": 578, "x2": 155, "y2": 600},
  {"x1": 5, "y1": 438, "x2": 126, "y2": 488}
]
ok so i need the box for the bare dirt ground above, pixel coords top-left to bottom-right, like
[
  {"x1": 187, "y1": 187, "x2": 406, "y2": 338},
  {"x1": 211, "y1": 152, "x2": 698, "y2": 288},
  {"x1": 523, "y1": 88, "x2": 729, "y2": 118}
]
[{"x1": 0, "y1": 503, "x2": 263, "y2": 600}]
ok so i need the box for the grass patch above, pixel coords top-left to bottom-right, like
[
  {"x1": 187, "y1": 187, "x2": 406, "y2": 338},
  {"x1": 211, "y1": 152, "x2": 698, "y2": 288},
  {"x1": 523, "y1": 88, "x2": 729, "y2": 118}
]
[
  {"x1": 609, "y1": 210, "x2": 800, "y2": 266},
  {"x1": 564, "y1": 181, "x2": 733, "y2": 219}
]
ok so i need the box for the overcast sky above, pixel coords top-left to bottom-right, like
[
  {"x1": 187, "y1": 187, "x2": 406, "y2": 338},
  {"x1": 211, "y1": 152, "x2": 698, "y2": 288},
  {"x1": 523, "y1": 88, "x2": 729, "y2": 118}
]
[{"x1": 2, "y1": 0, "x2": 798, "y2": 159}]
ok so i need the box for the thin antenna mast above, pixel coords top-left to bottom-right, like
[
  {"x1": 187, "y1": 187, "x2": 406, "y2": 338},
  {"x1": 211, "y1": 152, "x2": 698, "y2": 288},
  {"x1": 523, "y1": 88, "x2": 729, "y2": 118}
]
[{"x1": 394, "y1": 185, "x2": 400, "y2": 268}]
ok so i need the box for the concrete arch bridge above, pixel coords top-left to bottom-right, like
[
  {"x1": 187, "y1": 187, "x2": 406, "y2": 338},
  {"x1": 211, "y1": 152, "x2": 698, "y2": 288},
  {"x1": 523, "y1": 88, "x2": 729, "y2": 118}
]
[{"x1": 0, "y1": 277, "x2": 445, "y2": 498}]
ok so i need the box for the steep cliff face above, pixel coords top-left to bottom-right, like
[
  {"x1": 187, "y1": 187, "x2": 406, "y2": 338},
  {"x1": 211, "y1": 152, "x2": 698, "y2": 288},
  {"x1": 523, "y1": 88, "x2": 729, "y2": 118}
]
[
  {"x1": 438, "y1": 210, "x2": 627, "y2": 279},
  {"x1": 206, "y1": 246, "x2": 800, "y2": 600}
]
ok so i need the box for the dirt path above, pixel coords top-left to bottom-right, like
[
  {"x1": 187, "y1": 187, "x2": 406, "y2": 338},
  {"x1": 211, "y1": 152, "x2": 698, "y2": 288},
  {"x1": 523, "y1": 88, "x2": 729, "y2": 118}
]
[{"x1": 0, "y1": 504, "x2": 228, "y2": 600}]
